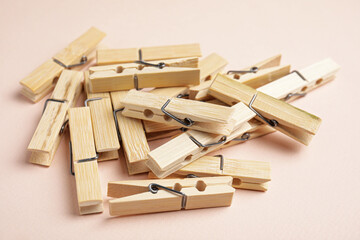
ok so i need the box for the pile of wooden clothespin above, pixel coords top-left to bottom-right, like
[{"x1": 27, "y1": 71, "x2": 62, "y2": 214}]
[{"x1": 22, "y1": 27, "x2": 340, "y2": 216}]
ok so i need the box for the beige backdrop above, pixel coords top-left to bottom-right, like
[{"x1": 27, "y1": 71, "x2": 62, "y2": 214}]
[{"x1": 1, "y1": 0, "x2": 359, "y2": 239}]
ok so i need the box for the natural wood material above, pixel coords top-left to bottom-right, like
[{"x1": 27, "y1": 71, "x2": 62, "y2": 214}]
[
  {"x1": 221, "y1": 59, "x2": 340, "y2": 149},
  {"x1": 84, "y1": 72, "x2": 120, "y2": 153},
  {"x1": 110, "y1": 91, "x2": 150, "y2": 174},
  {"x1": 27, "y1": 70, "x2": 83, "y2": 166},
  {"x1": 146, "y1": 129, "x2": 183, "y2": 141},
  {"x1": 97, "y1": 150, "x2": 119, "y2": 162},
  {"x1": 189, "y1": 54, "x2": 281, "y2": 101},
  {"x1": 68, "y1": 107, "x2": 103, "y2": 215},
  {"x1": 108, "y1": 176, "x2": 234, "y2": 217},
  {"x1": 20, "y1": 27, "x2": 105, "y2": 102},
  {"x1": 209, "y1": 73, "x2": 322, "y2": 145},
  {"x1": 146, "y1": 59, "x2": 340, "y2": 176},
  {"x1": 146, "y1": 102, "x2": 254, "y2": 178},
  {"x1": 165, "y1": 156, "x2": 271, "y2": 191},
  {"x1": 257, "y1": 58, "x2": 340, "y2": 100},
  {"x1": 149, "y1": 86, "x2": 189, "y2": 98},
  {"x1": 121, "y1": 90, "x2": 238, "y2": 135},
  {"x1": 89, "y1": 58, "x2": 200, "y2": 92},
  {"x1": 143, "y1": 87, "x2": 189, "y2": 134},
  {"x1": 97, "y1": 43, "x2": 201, "y2": 65}
]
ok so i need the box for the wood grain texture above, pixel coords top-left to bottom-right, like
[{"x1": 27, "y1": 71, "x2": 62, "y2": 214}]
[
  {"x1": 68, "y1": 107, "x2": 103, "y2": 215},
  {"x1": 258, "y1": 58, "x2": 340, "y2": 99},
  {"x1": 84, "y1": 72, "x2": 120, "y2": 153},
  {"x1": 122, "y1": 90, "x2": 237, "y2": 135},
  {"x1": 146, "y1": 103, "x2": 254, "y2": 178},
  {"x1": 209, "y1": 73, "x2": 322, "y2": 145},
  {"x1": 53, "y1": 27, "x2": 106, "y2": 66},
  {"x1": 108, "y1": 176, "x2": 232, "y2": 197},
  {"x1": 20, "y1": 60, "x2": 64, "y2": 99},
  {"x1": 221, "y1": 59, "x2": 340, "y2": 149},
  {"x1": 27, "y1": 70, "x2": 83, "y2": 166},
  {"x1": 89, "y1": 58, "x2": 200, "y2": 92},
  {"x1": 20, "y1": 27, "x2": 105, "y2": 102},
  {"x1": 188, "y1": 53, "x2": 228, "y2": 100},
  {"x1": 146, "y1": 129, "x2": 183, "y2": 141},
  {"x1": 143, "y1": 87, "x2": 189, "y2": 134},
  {"x1": 189, "y1": 54, "x2": 281, "y2": 101},
  {"x1": 97, "y1": 150, "x2": 119, "y2": 162},
  {"x1": 110, "y1": 90, "x2": 150, "y2": 174},
  {"x1": 97, "y1": 43, "x2": 201, "y2": 65},
  {"x1": 108, "y1": 176, "x2": 234, "y2": 217},
  {"x1": 172, "y1": 156, "x2": 271, "y2": 191}
]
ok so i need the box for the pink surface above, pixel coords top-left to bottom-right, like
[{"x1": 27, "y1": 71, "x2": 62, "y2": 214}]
[{"x1": 1, "y1": 0, "x2": 360, "y2": 239}]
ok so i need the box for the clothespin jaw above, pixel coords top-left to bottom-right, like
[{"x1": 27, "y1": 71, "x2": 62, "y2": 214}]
[
  {"x1": 110, "y1": 90, "x2": 151, "y2": 175},
  {"x1": 27, "y1": 70, "x2": 83, "y2": 166},
  {"x1": 68, "y1": 107, "x2": 103, "y2": 215},
  {"x1": 20, "y1": 27, "x2": 105, "y2": 102},
  {"x1": 84, "y1": 72, "x2": 120, "y2": 155},
  {"x1": 107, "y1": 176, "x2": 234, "y2": 217},
  {"x1": 145, "y1": 103, "x2": 255, "y2": 179},
  {"x1": 189, "y1": 54, "x2": 284, "y2": 101},
  {"x1": 96, "y1": 43, "x2": 202, "y2": 65},
  {"x1": 169, "y1": 155, "x2": 271, "y2": 192},
  {"x1": 121, "y1": 90, "x2": 239, "y2": 135},
  {"x1": 209, "y1": 73, "x2": 322, "y2": 145},
  {"x1": 89, "y1": 58, "x2": 200, "y2": 92}
]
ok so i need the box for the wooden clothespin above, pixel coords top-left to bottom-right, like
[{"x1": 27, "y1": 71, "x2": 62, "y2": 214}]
[
  {"x1": 209, "y1": 58, "x2": 340, "y2": 145},
  {"x1": 141, "y1": 52, "x2": 226, "y2": 138},
  {"x1": 89, "y1": 58, "x2": 200, "y2": 93},
  {"x1": 27, "y1": 70, "x2": 83, "y2": 166},
  {"x1": 209, "y1": 75, "x2": 321, "y2": 145},
  {"x1": 148, "y1": 155, "x2": 271, "y2": 192},
  {"x1": 189, "y1": 54, "x2": 284, "y2": 101},
  {"x1": 97, "y1": 43, "x2": 201, "y2": 65},
  {"x1": 110, "y1": 90, "x2": 151, "y2": 174},
  {"x1": 146, "y1": 102, "x2": 255, "y2": 178},
  {"x1": 143, "y1": 87, "x2": 190, "y2": 139},
  {"x1": 20, "y1": 27, "x2": 105, "y2": 102},
  {"x1": 145, "y1": 59, "x2": 340, "y2": 178},
  {"x1": 107, "y1": 176, "x2": 235, "y2": 217},
  {"x1": 220, "y1": 58, "x2": 340, "y2": 148},
  {"x1": 68, "y1": 107, "x2": 103, "y2": 215},
  {"x1": 121, "y1": 90, "x2": 243, "y2": 135},
  {"x1": 84, "y1": 72, "x2": 120, "y2": 161},
  {"x1": 188, "y1": 53, "x2": 228, "y2": 101}
]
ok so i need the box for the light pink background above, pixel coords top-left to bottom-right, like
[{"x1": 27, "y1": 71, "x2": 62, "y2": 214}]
[{"x1": 1, "y1": 0, "x2": 359, "y2": 239}]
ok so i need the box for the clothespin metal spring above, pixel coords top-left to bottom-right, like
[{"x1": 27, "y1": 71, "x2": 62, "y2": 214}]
[
  {"x1": 69, "y1": 141, "x2": 99, "y2": 176},
  {"x1": 161, "y1": 99, "x2": 194, "y2": 127},
  {"x1": 53, "y1": 56, "x2": 88, "y2": 69},
  {"x1": 148, "y1": 183, "x2": 187, "y2": 209}
]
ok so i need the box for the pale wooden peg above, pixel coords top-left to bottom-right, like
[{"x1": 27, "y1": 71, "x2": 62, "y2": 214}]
[
  {"x1": 68, "y1": 107, "x2": 103, "y2": 215},
  {"x1": 97, "y1": 43, "x2": 201, "y2": 65},
  {"x1": 166, "y1": 155, "x2": 271, "y2": 192},
  {"x1": 20, "y1": 27, "x2": 106, "y2": 102},
  {"x1": 146, "y1": 102, "x2": 255, "y2": 178},
  {"x1": 146, "y1": 59, "x2": 340, "y2": 173},
  {"x1": 209, "y1": 73, "x2": 323, "y2": 145},
  {"x1": 108, "y1": 176, "x2": 234, "y2": 217},
  {"x1": 27, "y1": 70, "x2": 83, "y2": 166},
  {"x1": 188, "y1": 53, "x2": 228, "y2": 100},
  {"x1": 146, "y1": 129, "x2": 184, "y2": 141},
  {"x1": 84, "y1": 71, "x2": 120, "y2": 156},
  {"x1": 189, "y1": 54, "x2": 282, "y2": 101},
  {"x1": 221, "y1": 59, "x2": 340, "y2": 149},
  {"x1": 142, "y1": 87, "x2": 189, "y2": 135},
  {"x1": 89, "y1": 58, "x2": 200, "y2": 93},
  {"x1": 110, "y1": 90, "x2": 150, "y2": 174},
  {"x1": 121, "y1": 90, "x2": 239, "y2": 135}
]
